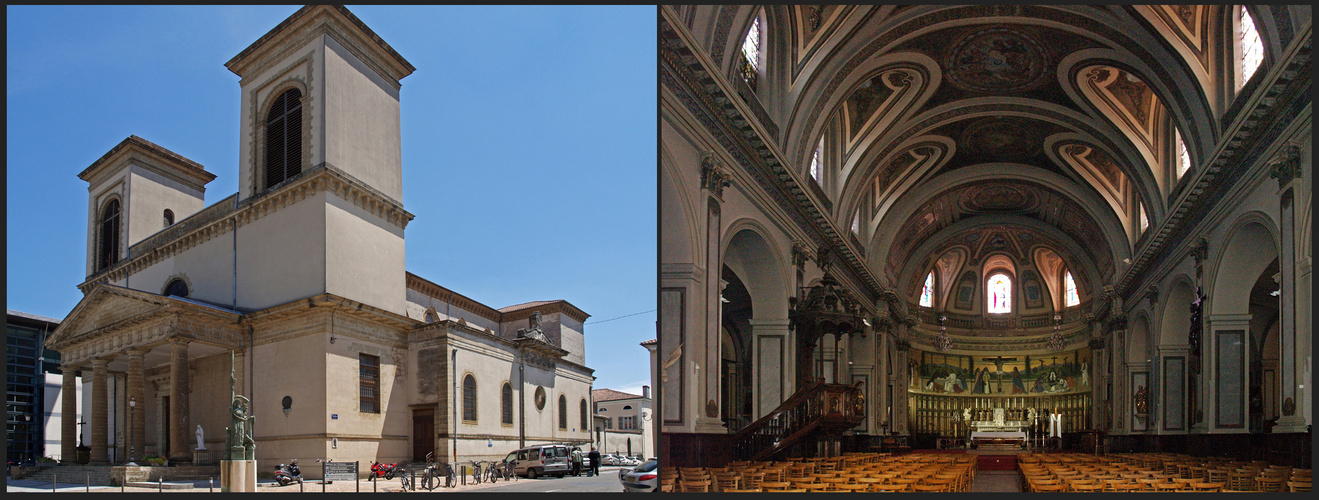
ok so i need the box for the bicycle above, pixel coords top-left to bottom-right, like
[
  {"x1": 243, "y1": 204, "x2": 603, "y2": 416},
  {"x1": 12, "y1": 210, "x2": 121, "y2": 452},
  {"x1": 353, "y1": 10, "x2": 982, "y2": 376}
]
[
  {"x1": 497, "y1": 459, "x2": 517, "y2": 481},
  {"x1": 468, "y1": 461, "x2": 483, "y2": 485},
  {"x1": 420, "y1": 453, "x2": 457, "y2": 490},
  {"x1": 485, "y1": 461, "x2": 500, "y2": 483},
  {"x1": 397, "y1": 466, "x2": 412, "y2": 492}
]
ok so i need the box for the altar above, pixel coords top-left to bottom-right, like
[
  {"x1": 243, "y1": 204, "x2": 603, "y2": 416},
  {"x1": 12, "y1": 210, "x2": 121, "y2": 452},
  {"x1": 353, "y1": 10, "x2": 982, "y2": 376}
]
[{"x1": 967, "y1": 408, "x2": 1029, "y2": 448}]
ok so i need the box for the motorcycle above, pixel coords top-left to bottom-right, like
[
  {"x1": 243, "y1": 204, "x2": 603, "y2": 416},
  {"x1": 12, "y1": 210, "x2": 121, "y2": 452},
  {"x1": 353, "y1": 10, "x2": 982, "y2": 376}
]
[
  {"x1": 275, "y1": 460, "x2": 303, "y2": 486},
  {"x1": 369, "y1": 461, "x2": 401, "y2": 481}
]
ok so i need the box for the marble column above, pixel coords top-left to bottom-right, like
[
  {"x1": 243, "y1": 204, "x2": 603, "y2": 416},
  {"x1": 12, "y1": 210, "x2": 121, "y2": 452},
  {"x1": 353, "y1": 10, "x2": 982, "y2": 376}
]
[
  {"x1": 61, "y1": 366, "x2": 78, "y2": 463},
  {"x1": 168, "y1": 337, "x2": 192, "y2": 463},
  {"x1": 126, "y1": 349, "x2": 147, "y2": 461},
  {"x1": 90, "y1": 358, "x2": 110, "y2": 464}
]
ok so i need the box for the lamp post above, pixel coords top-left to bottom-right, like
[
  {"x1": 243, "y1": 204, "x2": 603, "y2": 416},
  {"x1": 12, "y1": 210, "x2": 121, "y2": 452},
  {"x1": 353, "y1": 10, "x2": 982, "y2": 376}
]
[{"x1": 128, "y1": 397, "x2": 136, "y2": 463}]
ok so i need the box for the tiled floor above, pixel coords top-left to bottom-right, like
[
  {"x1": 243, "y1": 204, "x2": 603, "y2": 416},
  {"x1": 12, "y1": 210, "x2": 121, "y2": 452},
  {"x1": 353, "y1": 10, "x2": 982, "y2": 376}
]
[{"x1": 970, "y1": 471, "x2": 1022, "y2": 492}]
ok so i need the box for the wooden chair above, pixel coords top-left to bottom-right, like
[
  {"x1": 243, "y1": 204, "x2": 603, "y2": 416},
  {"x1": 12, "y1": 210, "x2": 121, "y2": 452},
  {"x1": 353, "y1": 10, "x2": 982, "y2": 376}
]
[
  {"x1": 911, "y1": 483, "x2": 948, "y2": 492},
  {"x1": 1255, "y1": 476, "x2": 1286, "y2": 492},
  {"x1": 1150, "y1": 482, "x2": 1180, "y2": 492},
  {"x1": 659, "y1": 478, "x2": 676, "y2": 493},
  {"x1": 1071, "y1": 482, "x2": 1105, "y2": 492},
  {"x1": 1111, "y1": 482, "x2": 1144, "y2": 492},
  {"x1": 1227, "y1": 470, "x2": 1255, "y2": 491},
  {"x1": 819, "y1": 477, "x2": 851, "y2": 491},
  {"x1": 1032, "y1": 483, "x2": 1068, "y2": 493},
  {"x1": 722, "y1": 488, "x2": 761, "y2": 492},
  {"x1": 872, "y1": 482, "x2": 909, "y2": 492},
  {"x1": 759, "y1": 481, "x2": 792, "y2": 491},
  {"x1": 1190, "y1": 481, "x2": 1224, "y2": 492},
  {"x1": 836, "y1": 483, "x2": 871, "y2": 492},
  {"x1": 679, "y1": 479, "x2": 712, "y2": 492},
  {"x1": 713, "y1": 473, "x2": 741, "y2": 492},
  {"x1": 1287, "y1": 480, "x2": 1311, "y2": 493},
  {"x1": 798, "y1": 482, "x2": 831, "y2": 492}
]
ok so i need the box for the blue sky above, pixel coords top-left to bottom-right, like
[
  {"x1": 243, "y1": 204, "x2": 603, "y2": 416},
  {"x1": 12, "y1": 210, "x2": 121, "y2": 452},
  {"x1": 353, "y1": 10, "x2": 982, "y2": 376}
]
[{"x1": 6, "y1": 5, "x2": 657, "y2": 396}]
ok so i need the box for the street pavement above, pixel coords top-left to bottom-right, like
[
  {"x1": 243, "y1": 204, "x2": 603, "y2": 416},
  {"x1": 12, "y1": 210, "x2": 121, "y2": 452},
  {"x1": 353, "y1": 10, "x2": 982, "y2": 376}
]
[{"x1": 4, "y1": 466, "x2": 637, "y2": 493}]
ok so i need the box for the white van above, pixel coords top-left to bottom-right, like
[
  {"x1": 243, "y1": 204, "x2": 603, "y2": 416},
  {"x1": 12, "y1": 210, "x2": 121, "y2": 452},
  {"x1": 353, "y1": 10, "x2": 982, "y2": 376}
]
[{"x1": 505, "y1": 444, "x2": 571, "y2": 479}]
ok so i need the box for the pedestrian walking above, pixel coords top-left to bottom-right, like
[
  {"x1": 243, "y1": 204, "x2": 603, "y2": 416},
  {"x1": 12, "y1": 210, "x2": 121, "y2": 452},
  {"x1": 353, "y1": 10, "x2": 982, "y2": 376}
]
[{"x1": 587, "y1": 447, "x2": 601, "y2": 477}]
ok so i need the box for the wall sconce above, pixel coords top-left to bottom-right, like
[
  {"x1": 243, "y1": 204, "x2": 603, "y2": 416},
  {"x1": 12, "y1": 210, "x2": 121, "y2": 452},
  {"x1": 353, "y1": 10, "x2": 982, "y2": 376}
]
[
  {"x1": 282, "y1": 396, "x2": 293, "y2": 417},
  {"x1": 329, "y1": 334, "x2": 336, "y2": 344}
]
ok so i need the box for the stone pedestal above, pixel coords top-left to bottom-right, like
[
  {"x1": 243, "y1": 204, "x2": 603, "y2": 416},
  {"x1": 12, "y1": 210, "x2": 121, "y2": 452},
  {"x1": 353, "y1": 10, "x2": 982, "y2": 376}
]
[{"x1": 221, "y1": 460, "x2": 257, "y2": 492}]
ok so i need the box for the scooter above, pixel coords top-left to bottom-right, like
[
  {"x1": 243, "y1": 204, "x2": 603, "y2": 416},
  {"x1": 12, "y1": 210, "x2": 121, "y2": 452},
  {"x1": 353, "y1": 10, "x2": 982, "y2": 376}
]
[
  {"x1": 369, "y1": 461, "x2": 401, "y2": 481},
  {"x1": 275, "y1": 460, "x2": 303, "y2": 486}
]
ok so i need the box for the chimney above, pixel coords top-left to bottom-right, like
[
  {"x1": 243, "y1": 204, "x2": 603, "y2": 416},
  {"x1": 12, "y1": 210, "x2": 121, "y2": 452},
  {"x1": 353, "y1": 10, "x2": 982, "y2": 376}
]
[{"x1": 642, "y1": 385, "x2": 650, "y2": 399}]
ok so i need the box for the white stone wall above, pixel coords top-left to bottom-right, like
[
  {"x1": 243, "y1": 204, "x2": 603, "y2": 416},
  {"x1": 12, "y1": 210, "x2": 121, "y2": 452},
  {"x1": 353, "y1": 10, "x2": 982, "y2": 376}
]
[
  {"x1": 235, "y1": 192, "x2": 328, "y2": 311},
  {"x1": 324, "y1": 190, "x2": 406, "y2": 316},
  {"x1": 125, "y1": 165, "x2": 206, "y2": 248},
  {"x1": 322, "y1": 34, "x2": 403, "y2": 203}
]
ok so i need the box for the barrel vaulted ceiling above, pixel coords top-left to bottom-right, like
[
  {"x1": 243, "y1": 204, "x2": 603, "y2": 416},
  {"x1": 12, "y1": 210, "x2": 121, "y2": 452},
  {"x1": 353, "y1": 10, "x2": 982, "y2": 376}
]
[{"x1": 666, "y1": 4, "x2": 1300, "y2": 302}]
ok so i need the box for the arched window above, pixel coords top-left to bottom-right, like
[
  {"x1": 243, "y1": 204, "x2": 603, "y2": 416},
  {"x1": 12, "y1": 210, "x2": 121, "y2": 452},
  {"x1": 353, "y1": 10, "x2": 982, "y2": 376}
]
[
  {"x1": 987, "y1": 273, "x2": 1012, "y2": 314},
  {"x1": 163, "y1": 209, "x2": 174, "y2": 227},
  {"x1": 851, "y1": 212, "x2": 860, "y2": 235},
  {"x1": 264, "y1": 88, "x2": 303, "y2": 190},
  {"x1": 98, "y1": 199, "x2": 121, "y2": 272},
  {"x1": 1064, "y1": 271, "x2": 1080, "y2": 307},
  {"x1": 501, "y1": 383, "x2": 514, "y2": 425},
  {"x1": 1139, "y1": 202, "x2": 1149, "y2": 233},
  {"x1": 164, "y1": 279, "x2": 189, "y2": 297},
  {"x1": 1175, "y1": 129, "x2": 1191, "y2": 179},
  {"x1": 1239, "y1": 6, "x2": 1263, "y2": 88},
  {"x1": 580, "y1": 399, "x2": 588, "y2": 429},
  {"x1": 809, "y1": 136, "x2": 823, "y2": 183},
  {"x1": 919, "y1": 271, "x2": 935, "y2": 308},
  {"x1": 622, "y1": 405, "x2": 633, "y2": 410},
  {"x1": 462, "y1": 374, "x2": 477, "y2": 422},
  {"x1": 424, "y1": 310, "x2": 437, "y2": 324},
  {"x1": 739, "y1": 11, "x2": 762, "y2": 91},
  {"x1": 558, "y1": 395, "x2": 568, "y2": 429}
]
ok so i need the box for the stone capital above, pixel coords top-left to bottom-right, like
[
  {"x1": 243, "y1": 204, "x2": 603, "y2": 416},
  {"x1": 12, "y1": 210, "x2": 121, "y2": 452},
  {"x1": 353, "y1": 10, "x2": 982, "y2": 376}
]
[
  {"x1": 91, "y1": 357, "x2": 109, "y2": 367},
  {"x1": 1268, "y1": 144, "x2": 1302, "y2": 190},
  {"x1": 170, "y1": 336, "x2": 191, "y2": 348},
  {"x1": 699, "y1": 152, "x2": 731, "y2": 198}
]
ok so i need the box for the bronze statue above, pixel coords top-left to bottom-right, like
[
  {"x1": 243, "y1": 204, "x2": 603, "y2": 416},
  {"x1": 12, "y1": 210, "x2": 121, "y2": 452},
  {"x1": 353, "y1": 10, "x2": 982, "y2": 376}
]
[
  {"x1": 223, "y1": 351, "x2": 255, "y2": 461},
  {"x1": 1133, "y1": 385, "x2": 1149, "y2": 415}
]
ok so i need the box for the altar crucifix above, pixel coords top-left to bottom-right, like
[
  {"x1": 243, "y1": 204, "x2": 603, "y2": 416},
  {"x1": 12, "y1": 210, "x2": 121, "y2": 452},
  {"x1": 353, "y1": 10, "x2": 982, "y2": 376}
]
[{"x1": 981, "y1": 355, "x2": 1017, "y2": 393}]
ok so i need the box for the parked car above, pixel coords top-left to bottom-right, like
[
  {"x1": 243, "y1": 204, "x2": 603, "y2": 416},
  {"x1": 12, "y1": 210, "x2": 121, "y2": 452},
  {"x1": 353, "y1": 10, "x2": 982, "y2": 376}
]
[
  {"x1": 619, "y1": 458, "x2": 658, "y2": 493},
  {"x1": 505, "y1": 444, "x2": 572, "y2": 479},
  {"x1": 601, "y1": 454, "x2": 619, "y2": 466}
]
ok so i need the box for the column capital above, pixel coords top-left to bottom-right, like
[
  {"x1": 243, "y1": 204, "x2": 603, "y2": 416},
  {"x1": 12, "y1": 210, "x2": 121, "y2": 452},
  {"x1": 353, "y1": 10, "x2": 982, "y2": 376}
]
[
  {"x1": 169, "y1": 336, "x2": 191, "y2": 347},
  {"x1": 91, "y1": 357, "x2": 109, "y2": 367},
  {"x1": 127, "y1": 347, "x2": 149, "y2": 357}
]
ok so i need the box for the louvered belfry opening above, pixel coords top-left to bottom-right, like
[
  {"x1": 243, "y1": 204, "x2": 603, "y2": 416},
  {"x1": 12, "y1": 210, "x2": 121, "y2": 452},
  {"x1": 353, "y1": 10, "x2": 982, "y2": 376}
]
[
  {"x1": 98, "y1": 199, "x2": 120, "y2": 272},
  {"x1": 264, "y1": 88, "x2": 303, "y2": 190}
]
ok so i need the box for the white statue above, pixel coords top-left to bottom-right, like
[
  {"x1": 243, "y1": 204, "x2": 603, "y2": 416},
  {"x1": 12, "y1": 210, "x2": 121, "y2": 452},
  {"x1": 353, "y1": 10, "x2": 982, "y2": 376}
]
[
  {"x1": 943, "y1": 372, "x2": 959, "y2": 393},
  {"x1": 1080, "y1": 362, "x2": 1089, "y2": 387},
  {"x1": 993, "y1": 407, "x2": 1005, "y2": 426},
  {"x1": 1028, "y1": 407, "x2": 1038, "y2": 421},
  {"x1": 1049, "y1": 410, "x2": 1063, "y2": 438},
  {"x1": 195, "y1": 424, "x2": 206, "y2": 450},
  {"x1": 963, "y1": 408, "x2": 971, "y2": 422}
]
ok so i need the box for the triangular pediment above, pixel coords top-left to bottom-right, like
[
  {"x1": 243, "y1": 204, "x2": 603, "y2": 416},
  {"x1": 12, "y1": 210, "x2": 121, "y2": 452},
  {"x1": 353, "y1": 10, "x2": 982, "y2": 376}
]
[{"x1": 44, "y1": 283, "x2": 240, "y2": 351}]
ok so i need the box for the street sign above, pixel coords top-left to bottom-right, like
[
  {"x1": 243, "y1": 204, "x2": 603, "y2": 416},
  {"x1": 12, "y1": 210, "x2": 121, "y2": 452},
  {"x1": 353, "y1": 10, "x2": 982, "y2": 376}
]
[{"x1": 323, "y1": 461, "x2": 358, "y2": 482}]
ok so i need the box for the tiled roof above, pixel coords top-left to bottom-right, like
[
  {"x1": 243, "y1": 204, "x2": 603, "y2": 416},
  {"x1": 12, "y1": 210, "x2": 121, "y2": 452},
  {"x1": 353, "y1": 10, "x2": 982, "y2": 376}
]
[
  {"x1": 640, "y1": 338, "x2": 658, "y2": 346},
  {"x1": 7, "y1": 309, "x2": 62, "y2": 325},
  {"x1": 497, "y1": 300, "x2": 558, "y2": 313},
  {"x1": 593, "y1": 388, "x2": 644, "y2": 402}
]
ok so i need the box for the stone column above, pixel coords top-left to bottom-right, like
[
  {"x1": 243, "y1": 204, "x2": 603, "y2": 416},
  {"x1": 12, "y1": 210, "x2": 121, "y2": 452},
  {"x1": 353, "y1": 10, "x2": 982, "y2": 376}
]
[
  {"x1": 90, "y1": 358, "x2": 110, "y2": 464},
  {"x1": 694, "y1": 172, "x2": 726, "y2": 434},
  {"x1": 1273, "y1": 157, "x2": 1306, "y2": 431},
  {"x1": 126, "y1": 349, "x2": 147, "y2": 461},
  {"x1": 61, "y1": 366, "x2": 79, "y2": 463},
  {"x1": 169, "y1": 337, "x2": 192, "y2": 463}
]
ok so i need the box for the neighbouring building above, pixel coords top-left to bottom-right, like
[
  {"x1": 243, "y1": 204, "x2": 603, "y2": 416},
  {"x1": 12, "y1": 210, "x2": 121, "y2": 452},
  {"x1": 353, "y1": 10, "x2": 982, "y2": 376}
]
[
  {"x1": 42, "y1": 5, "x2": 593, "y2": 478},
  {"x1": 7, "y1": 310, "x2": 68, "y2": 464},
  {"x1": 591, "y1": 387, "x2": 653, "y2": 459}
]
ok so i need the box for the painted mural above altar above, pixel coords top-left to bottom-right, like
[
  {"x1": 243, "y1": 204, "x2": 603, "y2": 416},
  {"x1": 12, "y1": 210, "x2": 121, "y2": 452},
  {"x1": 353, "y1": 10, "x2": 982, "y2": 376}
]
[{"x1": 907, "y1": 346, "x2": 1091, "y2": 396}]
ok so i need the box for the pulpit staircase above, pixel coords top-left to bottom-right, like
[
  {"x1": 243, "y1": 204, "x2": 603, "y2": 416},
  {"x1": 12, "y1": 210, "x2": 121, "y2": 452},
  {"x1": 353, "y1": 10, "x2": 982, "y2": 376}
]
[{"x1": 731, "y1": 381, "x2": 865, "y2": 462}]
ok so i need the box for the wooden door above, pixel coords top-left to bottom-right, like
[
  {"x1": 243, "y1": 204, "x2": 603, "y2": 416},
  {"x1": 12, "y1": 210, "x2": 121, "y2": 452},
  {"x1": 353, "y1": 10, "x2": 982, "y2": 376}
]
[{"x1": 413, "y1": 409, "x2": 435, "y2": 461}]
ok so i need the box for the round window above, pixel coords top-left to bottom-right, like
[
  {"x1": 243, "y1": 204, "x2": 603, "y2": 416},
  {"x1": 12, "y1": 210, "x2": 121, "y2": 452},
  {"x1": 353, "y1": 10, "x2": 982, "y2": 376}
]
[{"x1": 534, "y1": 386, "x2": 547, "y2": 411}]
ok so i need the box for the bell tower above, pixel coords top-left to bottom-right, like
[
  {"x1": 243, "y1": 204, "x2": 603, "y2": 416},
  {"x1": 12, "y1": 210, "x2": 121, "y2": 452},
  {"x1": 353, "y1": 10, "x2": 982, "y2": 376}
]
[{"x1": 222, "y1": 5, "x2": 416, "y2": 314}]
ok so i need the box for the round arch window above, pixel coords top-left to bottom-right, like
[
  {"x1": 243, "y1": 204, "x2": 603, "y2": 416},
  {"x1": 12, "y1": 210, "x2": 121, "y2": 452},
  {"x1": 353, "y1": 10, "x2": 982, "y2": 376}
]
[{"x1": 164, "y1": 279, "x2": 189, "y2": 297}]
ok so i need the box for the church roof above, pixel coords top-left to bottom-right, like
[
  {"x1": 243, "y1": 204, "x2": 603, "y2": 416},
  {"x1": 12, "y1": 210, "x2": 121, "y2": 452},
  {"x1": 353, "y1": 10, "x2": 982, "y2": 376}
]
[
  {"x1": 226, "y1": 5, "x2": 414, "y2": 82},
  {"x1": 78, "y1": 135, "x2": 214, "y2": 186},
  {"x1": 640, "y1": 338, "x2": 657, "y2": 346},
  {"x1": 497, "y1": 300, "x2": 558, "y2": 313},
  {"x1": 593, "y1": 388, "x2": 645, "y2": 402}
]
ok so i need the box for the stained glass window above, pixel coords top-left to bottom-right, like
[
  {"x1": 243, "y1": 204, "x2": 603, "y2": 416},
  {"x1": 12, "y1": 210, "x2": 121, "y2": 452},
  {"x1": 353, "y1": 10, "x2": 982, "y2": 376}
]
[
  {"x1": 1240, "y1": 6, "x2": 1263, "y2": 87},
  {"x1": 740, "y1": 14, "x2": 761, "y2": 88},
  {"x1": 1176, "y1": 129, "x2": 1190, "y2": 179},
  {"x1": 987, "y1": 273, "x2": 1011, "y2": 313},
  {"x1": 810, "y1": 137, "x2": 822, "y2": 182},
  {"x1": 1064, "y1": 271, "x2": 1080, "y2": 307},
  {"x1": 919, "y1": 271, "x2": 934, "y2": 307}
]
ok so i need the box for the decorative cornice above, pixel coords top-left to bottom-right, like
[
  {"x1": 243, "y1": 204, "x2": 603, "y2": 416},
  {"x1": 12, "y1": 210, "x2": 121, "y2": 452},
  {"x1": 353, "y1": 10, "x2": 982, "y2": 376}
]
[
  {"x1": 1115, "y1": 27, "x2": 1310, "y2": 297},
  {"x1": 661, "y1": 11, "x2": 885, "y2": 311},
  {"x1": 81, "y1": 165, "x2": 415, "y2": 292},
  {"x1": 1144, "y1": 285, "x2": 1159, "y2": 305},
  {"x1": 1268, "y1": 144, "x2": 1302, "y2": 189},
  {"x1": 700, "y1": 151, "x2": 732, "y2": 198}
]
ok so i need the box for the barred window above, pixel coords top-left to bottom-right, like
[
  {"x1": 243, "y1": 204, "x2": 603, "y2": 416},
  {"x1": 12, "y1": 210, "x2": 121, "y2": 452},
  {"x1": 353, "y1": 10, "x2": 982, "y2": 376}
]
[
  {"x1": 264, "y1": 88, "x2": 302, "y2": 190},
  {"x1": 360, "y1": 354, "x2": 380, "y2": 413},
  {"x1": 580, "y1": 399, "x2": 588, "y2": 429},
  {"x1": 98, "y1": 199, "x2": 121, "y2": 272},
  {"x1": 463, "y1": 375, "x2": 477, "y2": 422},
  {"x1": 558, "y1": 395, "x2": 568, "y2": 429},
  {"x1": 501, "y1": 383, "x2": 514, "y2": 425}
]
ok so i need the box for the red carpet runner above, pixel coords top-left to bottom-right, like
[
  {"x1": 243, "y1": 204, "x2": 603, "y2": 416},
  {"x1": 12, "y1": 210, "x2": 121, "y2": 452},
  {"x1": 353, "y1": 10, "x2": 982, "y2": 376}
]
[{"x1": 977, "y1": 455, "x2": 1018, "y2": 471}]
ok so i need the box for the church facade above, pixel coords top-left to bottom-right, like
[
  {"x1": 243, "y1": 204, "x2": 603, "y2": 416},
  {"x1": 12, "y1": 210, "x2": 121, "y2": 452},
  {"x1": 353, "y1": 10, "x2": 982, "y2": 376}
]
[
  {"x1": 45, "y1": 5, "x2": 593, "y2": 477},
  {"x1": 660, "y1": 5, "x2": 1309, "y2": 466}
]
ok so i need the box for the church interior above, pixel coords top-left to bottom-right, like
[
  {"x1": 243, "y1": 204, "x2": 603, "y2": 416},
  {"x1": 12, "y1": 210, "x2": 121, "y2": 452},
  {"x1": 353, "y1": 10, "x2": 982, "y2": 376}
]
[{"x1": 660, "y1": 5, "x2": 1310, "y2": 492}]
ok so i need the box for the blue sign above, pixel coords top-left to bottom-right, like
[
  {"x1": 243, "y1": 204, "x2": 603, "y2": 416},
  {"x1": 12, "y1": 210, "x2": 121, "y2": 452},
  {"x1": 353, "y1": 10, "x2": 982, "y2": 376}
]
[{"x1": 331, "y1": 414, "x2": 338, "y2": 419}]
